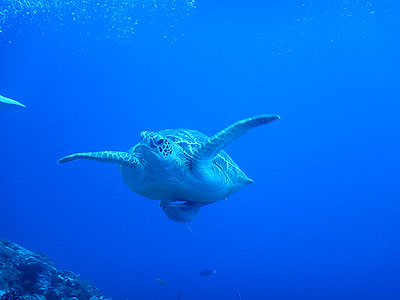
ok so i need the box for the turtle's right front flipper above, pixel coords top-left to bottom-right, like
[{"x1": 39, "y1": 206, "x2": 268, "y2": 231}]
[
  {"x1": 58, "y1": 151, "x2": 139, "y2": 167},
  {"x1": 193, "y1": 114, "x2": 280, "y2": 162}
]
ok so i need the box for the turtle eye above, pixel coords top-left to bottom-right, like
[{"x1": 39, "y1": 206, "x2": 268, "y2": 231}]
[{"x1": 152, "y1": 136, "x2": 165, "y2": 147}]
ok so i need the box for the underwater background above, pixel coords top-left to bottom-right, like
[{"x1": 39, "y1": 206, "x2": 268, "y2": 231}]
[{"x1": 1, "y1": 0, "x2": 400, "y2": 299}]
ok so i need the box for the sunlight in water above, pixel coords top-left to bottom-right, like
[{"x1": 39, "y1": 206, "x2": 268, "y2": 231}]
[{"x1": 0, "y1": 0, "x2": 196, "y2": 40}]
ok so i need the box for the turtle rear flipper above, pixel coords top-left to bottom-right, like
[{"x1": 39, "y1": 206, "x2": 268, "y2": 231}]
[
  {"x1": 193, "y1": 114, "x2": 280, "y2": 162},
  {"x1": 58, "y1": 151, "x2": 139, "y2": 166},
  {"x1": 161, "y1": 201, "x2": 209, "y2": 223}
]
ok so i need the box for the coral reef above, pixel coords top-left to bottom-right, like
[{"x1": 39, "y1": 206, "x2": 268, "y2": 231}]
[{"x1": 0, "y1": 240, "x2": 110, "y2": 300}]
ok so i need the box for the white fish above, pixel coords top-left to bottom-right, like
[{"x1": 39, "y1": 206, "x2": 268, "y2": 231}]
[{"x1": 0, "y1": 94, "x2": 26, "y2": 109}]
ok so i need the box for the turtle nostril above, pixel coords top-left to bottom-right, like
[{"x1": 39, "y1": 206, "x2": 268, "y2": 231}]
[{"x1": 140, "y1": 131, "x2": 148, "y2": 139}]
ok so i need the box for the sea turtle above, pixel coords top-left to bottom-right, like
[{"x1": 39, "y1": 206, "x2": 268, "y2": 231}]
[{"x1": 58, "y1": 114, "x2": 280, "y2": 225}]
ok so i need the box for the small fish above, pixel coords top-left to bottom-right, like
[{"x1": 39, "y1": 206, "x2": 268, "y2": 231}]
[
  {"x1": 199, "y1": 269, "x2": 216, "y2": 276},
  {"x1": 155, "y1": 278, "x2": 168, "y2": 287},
  {"x1": 0, "y1": 94, "x2": 25, "y2": 109},
  {"x1": 177, "y1": 291, "x2": 182, "y2": 300},
  {"x1": 235, "y1": 290, "x2": 242, "y2": 300}
]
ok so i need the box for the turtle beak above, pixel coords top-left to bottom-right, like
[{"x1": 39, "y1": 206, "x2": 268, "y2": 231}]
[
  {"x1": 140, "y1": 142, "x2": 162, "y2": 160},
  {"x1": 140, "y1": 143, "x2": 152, "y2": 150}
]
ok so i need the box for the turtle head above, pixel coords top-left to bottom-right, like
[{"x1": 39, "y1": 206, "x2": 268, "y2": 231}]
[{"x1": 139, "y1": 131, "x2": 176, "y2": 162}]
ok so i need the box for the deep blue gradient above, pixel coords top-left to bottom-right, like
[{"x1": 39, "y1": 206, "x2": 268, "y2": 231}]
[{"x1": 1, "y1": 1, "x2": 400, "y2": 299}]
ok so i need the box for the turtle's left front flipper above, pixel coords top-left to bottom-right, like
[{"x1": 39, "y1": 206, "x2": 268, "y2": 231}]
[{"x1": 58, "y1": 151, "x2": 139, "y2": 167}]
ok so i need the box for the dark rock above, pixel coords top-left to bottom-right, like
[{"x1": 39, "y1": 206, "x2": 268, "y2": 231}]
[{"x1": 0, "y1": 240, "x2": 111, "y2": 300}]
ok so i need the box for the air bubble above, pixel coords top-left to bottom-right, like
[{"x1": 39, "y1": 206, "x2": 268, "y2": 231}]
[{"x1": 0, "y1": 0, "x2": 196, "y2": 41}]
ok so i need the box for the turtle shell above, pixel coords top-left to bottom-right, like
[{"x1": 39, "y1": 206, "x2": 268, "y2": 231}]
[{"x1": 158, "y1": 128, "x2": 252, "y2": 184}]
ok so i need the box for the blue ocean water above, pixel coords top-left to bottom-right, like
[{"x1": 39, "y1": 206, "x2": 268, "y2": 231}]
[{"x1": 1, "y1": 0, "x2": 400, "y2": 299}]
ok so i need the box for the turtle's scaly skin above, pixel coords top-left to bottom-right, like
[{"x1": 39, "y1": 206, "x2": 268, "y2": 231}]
[{"x1": 58, "y1": 114, "x2": 280, "y2": 223}]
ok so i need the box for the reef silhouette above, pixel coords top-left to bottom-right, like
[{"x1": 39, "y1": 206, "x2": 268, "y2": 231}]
[{"x1": 0, "y1": 240, "x2": 110, "y2": 300}]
